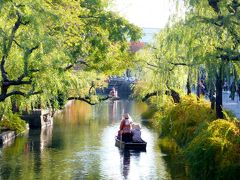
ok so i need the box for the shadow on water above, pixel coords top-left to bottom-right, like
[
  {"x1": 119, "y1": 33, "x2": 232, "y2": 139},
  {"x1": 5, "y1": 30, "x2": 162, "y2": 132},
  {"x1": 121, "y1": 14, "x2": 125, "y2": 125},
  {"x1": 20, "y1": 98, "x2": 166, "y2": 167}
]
[{"x1": 158, "y1": 137, "x2": 188, "y2": 179}]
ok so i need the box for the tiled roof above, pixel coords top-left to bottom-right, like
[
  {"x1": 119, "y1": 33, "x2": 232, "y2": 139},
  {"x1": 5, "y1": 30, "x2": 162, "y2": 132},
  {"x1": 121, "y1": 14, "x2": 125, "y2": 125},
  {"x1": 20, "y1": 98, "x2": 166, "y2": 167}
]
[{"x1": 129, "y1": 41, "x2": 145, "y2": 52}]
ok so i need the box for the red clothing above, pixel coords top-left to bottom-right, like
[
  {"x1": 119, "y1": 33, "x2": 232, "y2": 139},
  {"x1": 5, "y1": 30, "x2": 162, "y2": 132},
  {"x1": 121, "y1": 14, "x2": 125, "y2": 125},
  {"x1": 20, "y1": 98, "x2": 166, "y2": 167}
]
[
  {"x1": 110, "y1": 89, "x2": 116, "y2": 97},
  {"x1": 119, "y1": 118, "x2": 131, "y2": 134}
]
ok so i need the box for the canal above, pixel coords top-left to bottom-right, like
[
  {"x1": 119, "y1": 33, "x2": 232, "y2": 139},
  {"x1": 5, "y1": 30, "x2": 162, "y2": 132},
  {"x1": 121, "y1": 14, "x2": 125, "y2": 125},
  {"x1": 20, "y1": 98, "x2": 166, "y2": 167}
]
[{"x1": 0, "y1": 100, "x2": 183, "y2": 179}]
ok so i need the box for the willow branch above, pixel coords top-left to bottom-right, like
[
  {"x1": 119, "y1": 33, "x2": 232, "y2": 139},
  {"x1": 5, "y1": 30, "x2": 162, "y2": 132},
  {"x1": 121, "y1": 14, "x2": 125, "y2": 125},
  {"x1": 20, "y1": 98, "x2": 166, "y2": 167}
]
[
  {"x1": 78, "y1": 15, "x2": 100, "y2": 19},
  {"x1": 6, "y1": 12, "x2": 22, "y2": 55},
  {"x1": 169, "y1": 62, "x2": 189, "y2": 66},
  {"x1": 67, "y1": 97, "x2": 96, "y2": 105},
  {"x1": 13, "y1": 39, "x2": 24, "y2": 49},
  {"x1": 28, "y1": 45, "x2": 39, "y2": 54},
  {"x1": 146, "y1": 62, "x2": 158, "y2": 68},
  {"x1": 220, "y1": 54, "x2": 240, "y2": 61},
  {"x1": 68, "y1": 95, "x2": 110, "y2": 105},
  {"x1": 4, "y1": 79, "x2": 33, "y2": 86},
  {"x1": 64, "y1": 59, "x2": 89, "y2": 71},
  {"x1": 1, "y1": 56, "x2": 8, "y2": 81},
  {"x1": 5, "y1": 90, "x2": 42, "y2": 99},
  {"x1": 142, "y1": 91, "x2": 160, "y2": 102}
]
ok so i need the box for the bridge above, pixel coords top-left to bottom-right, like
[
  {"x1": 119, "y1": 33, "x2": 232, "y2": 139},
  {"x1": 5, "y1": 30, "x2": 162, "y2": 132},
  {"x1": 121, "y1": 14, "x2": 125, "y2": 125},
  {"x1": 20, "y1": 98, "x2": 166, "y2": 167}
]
[{"x1": 97, "y1": 77, "x2": 136, "y2": 99}]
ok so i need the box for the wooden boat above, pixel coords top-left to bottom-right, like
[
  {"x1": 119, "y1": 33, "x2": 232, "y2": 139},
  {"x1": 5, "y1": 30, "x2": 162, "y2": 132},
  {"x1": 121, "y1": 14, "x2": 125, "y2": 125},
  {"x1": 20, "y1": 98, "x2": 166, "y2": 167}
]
[
  {"x1": 115, "y1": 137, "x2": 147, "y2": 150},
  {"x1": 110, "y1": 96, "x2": 120, "y2": 101}
]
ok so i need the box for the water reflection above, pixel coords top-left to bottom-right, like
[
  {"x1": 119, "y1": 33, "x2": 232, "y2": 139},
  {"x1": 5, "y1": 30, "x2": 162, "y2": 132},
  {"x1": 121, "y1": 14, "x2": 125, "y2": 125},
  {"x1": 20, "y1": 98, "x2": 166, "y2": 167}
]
[
  {"x1": 108, "y1": 100, "x2": 118, "y2": 123},
  {"x1": 0, "y1": 126, "x2": 53, "y2": 179},
  {"x1": 120, "y1": 150, "x2": 131, "y2": 178},
  {"x1": 0, "y1": 100, "x2": 178, "y2": 179},
  {"x1": 27, "y1": 126, "x2": 53, "y2": 152},
  {"x1": 119, "y1": 149, "x2": 143, "y2": 179}
]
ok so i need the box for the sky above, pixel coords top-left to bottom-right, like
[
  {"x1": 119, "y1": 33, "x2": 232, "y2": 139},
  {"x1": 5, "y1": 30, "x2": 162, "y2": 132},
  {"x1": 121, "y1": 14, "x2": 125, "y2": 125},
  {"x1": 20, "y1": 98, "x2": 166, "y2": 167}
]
[{"x1": 111, "y1": 0, "x2": 176, "y2": 28}]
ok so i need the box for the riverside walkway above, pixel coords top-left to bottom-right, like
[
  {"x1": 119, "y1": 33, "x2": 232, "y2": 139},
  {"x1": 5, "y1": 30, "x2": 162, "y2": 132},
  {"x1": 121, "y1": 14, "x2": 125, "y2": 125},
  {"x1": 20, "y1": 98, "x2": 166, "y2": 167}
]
[{"x1": 222, "y1": 91, "x2": 240, "y2": 119}]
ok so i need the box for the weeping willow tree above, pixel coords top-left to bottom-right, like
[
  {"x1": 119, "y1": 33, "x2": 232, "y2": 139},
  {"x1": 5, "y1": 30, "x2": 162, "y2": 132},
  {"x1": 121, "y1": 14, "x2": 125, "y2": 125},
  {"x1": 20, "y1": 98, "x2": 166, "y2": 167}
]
[
  {"x1": 184, "y1": 0, "x2": 240, "y2": 118},
  {"x1": 133, "y1": 20, "x2": 200, "y2": 106},
  {"x1": 134, "y1": 0, "x2": 240, "y2": 118},
  {"x1": 0, "y1": 0, "x2": 142, "y2": 116}
]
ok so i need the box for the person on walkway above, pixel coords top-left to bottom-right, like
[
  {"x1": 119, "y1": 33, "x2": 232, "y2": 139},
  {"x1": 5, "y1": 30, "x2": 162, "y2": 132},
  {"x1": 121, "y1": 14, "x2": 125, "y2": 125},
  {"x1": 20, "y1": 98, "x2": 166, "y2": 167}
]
[
  {"x1": 131, "y1": 124, "x2": 143, "y2": 142},
  {"x1": 229, "y1": 82, "x2": 236, "y2": 100},
  {"x1": 237, "y1": 83, "x2": 240, "y2": 101},
  {"x1": 223, "y1": 81, "x2": 228, "y2": 91},
  {"x1": 197, "y1": 79, "x2": 206, "y2": 97},
  {"x1": 209, "y1": 88, "x2": 216, "y2": 110},
  {"x1": 118, "y1": 113, "x2": 132, "y2": 142}
]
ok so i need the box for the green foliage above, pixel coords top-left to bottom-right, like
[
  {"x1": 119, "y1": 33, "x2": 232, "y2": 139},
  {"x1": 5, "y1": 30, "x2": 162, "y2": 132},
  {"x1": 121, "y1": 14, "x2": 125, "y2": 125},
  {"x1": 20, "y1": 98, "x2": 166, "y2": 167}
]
[
  {"x1": 134, "y1": 0, "x2": 240, "y2": 119},
  {"x1": 185, "y1": 119, "x2": 240, "y2": 180},
  {"x1": 158, "y1": 137, "x2": 182, "y2": 156},
  {"x1": 141, "y1": 105, "x2": 158, "y2": 119},
  {"x1": 222, "y1": 108, "x2": 240, "y2": 123},
  {"x1": 0, "y1": 114, "x2": 27, "y2": 134},
  {"x1": 151, "y1": 94, "x2": 240, "y2": 179},
  {"x1": 132, "y1": 0, "x2": 240, "y2": 178},
  {"x1": 0, "y1": 99, "x2": 12, "y2": 119},
  {"x1": 154, "y1": 95, "x2": 216, "y2": 146},
  {"x1": 0, "y1": 0, "x2": 142, "y2": 109}
]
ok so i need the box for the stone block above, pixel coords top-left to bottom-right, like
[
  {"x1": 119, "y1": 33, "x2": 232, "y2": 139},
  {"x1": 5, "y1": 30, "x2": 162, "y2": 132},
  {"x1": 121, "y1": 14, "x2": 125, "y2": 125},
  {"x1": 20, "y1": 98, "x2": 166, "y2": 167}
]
[
  {"x1": 0, "y1": 131, "x2": 15, "y2": 145},
  {"x1": 21, "y1": 109, "x2": 53, "y2": 129}
]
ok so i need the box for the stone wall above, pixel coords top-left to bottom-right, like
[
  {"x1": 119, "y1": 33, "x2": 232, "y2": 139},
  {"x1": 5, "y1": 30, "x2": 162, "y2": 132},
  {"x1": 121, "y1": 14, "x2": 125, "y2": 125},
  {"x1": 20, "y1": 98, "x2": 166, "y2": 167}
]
[
  {"x1": 21, "y1": 109, "x2": 53, "y2": 129},
  {"x1": 0, "y1": 131, "x2": 15, "y2": 146}
]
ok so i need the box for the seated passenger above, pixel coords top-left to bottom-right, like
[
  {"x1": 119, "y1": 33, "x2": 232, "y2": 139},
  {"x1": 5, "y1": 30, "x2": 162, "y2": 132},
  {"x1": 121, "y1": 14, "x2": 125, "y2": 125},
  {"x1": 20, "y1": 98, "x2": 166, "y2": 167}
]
[{"x1": 131, "y1": 124, "x2": 143, "y2": 142}]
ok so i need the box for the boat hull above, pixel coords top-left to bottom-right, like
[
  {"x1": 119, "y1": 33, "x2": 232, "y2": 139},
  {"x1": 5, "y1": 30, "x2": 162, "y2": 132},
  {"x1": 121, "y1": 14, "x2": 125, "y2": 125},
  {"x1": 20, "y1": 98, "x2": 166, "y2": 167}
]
[
  {"x1": 110, "y1": 96, "x2": 120, "y2": 101},
  {"x1": 115, "y1": 137, "x2": 147, "y2": 150}
]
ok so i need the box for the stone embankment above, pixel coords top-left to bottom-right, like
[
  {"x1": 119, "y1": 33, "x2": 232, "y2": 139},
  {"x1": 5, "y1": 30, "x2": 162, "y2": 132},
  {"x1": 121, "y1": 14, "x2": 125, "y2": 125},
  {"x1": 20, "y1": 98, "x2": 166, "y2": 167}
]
[
  {"x1": 0, "y1": 124, "x2": 29, "y2": 146},
  {"x1": 0, "y1": 131, "x2": 15, "y2": 146},
  {"x1": 0, "y1": 101, "x2": 75, "y2": 147},
  {"x1": 21, "y1": 109, "x2": 53, "y2": 129}
]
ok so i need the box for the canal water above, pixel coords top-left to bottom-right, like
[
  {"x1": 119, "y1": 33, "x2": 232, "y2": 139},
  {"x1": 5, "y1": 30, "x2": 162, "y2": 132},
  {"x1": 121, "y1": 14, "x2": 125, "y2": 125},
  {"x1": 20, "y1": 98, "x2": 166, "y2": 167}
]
[{"x1": 0, "y1": 100, "x2": 183, "y2": 179}]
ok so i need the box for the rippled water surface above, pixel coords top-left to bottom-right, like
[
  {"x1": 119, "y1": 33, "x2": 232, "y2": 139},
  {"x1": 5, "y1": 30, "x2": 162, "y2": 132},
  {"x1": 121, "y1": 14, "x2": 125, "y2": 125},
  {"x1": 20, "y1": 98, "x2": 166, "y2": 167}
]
[{"x1": 0, "y1": 100, "x2": 178, "y2": 179}]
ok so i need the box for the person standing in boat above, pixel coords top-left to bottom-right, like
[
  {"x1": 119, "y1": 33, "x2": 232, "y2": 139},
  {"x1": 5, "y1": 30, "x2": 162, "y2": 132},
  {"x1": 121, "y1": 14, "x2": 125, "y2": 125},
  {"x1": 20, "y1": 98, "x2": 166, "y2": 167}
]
[
  {"x1": 118, "y1": 113, "x2": 132, "y2": 142},
  {"x1": 109, "y1": 87, "x2": 117, "y2": 97}
]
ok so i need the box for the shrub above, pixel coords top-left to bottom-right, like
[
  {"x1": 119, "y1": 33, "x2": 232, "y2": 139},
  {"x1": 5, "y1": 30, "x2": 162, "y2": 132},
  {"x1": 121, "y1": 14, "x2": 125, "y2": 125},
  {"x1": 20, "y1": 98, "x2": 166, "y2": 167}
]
[
  {"x1": 185, "y1": 119, "x2": 240, "y2": 180},
  {"x1": 0, "y1": 114, "x2": 27, "y2": 134},
  {"x1": 151, "y1": 94, "x2": 240, "y2": 179},
  {"x1": 154, "y1": 95, "x2": 216, "y2": 146},
  {"x1": 223, "y1": 109, "x2": 238, "y2": 120},
  {"x1": 141, "y1": 105, "x2": 158, "y2": 119}
]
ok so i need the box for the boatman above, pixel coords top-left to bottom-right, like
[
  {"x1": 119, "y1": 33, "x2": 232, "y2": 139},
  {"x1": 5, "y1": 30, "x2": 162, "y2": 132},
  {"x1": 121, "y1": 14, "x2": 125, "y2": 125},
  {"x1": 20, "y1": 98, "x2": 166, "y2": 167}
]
[
  {"x1": 118, "y1": 113, "x2": 132, "y2": 142},
  {"x1": 109, "y1": 87, "x2": 117, "y2": 97}
]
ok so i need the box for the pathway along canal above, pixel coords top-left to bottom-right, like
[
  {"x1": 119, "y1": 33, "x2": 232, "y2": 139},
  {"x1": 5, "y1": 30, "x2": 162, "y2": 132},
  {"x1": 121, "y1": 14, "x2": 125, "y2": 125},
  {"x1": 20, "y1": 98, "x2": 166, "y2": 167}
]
[{"x1": 0, "y1": 100, "x2": 185, "y2": 179}]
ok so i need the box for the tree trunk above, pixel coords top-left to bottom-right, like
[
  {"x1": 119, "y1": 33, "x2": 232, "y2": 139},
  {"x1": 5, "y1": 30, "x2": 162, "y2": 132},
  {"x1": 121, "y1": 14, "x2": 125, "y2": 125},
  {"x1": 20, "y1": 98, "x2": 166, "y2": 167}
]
[
  {"x1": 142, "y1": 89, "x2": 181, "y2": 103},
  {"x1": 170, "y1": 89, "x2": 181, "y2": 103},
  {"x1": 11, "y1": 98, "x2": 19, "y2": 113},
  {"x1": 186, "y1": 75, "x2": 191, "y2": 95},
  {"x1": 215, "y1": 64, "x2": 223, "y2": 119}
]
